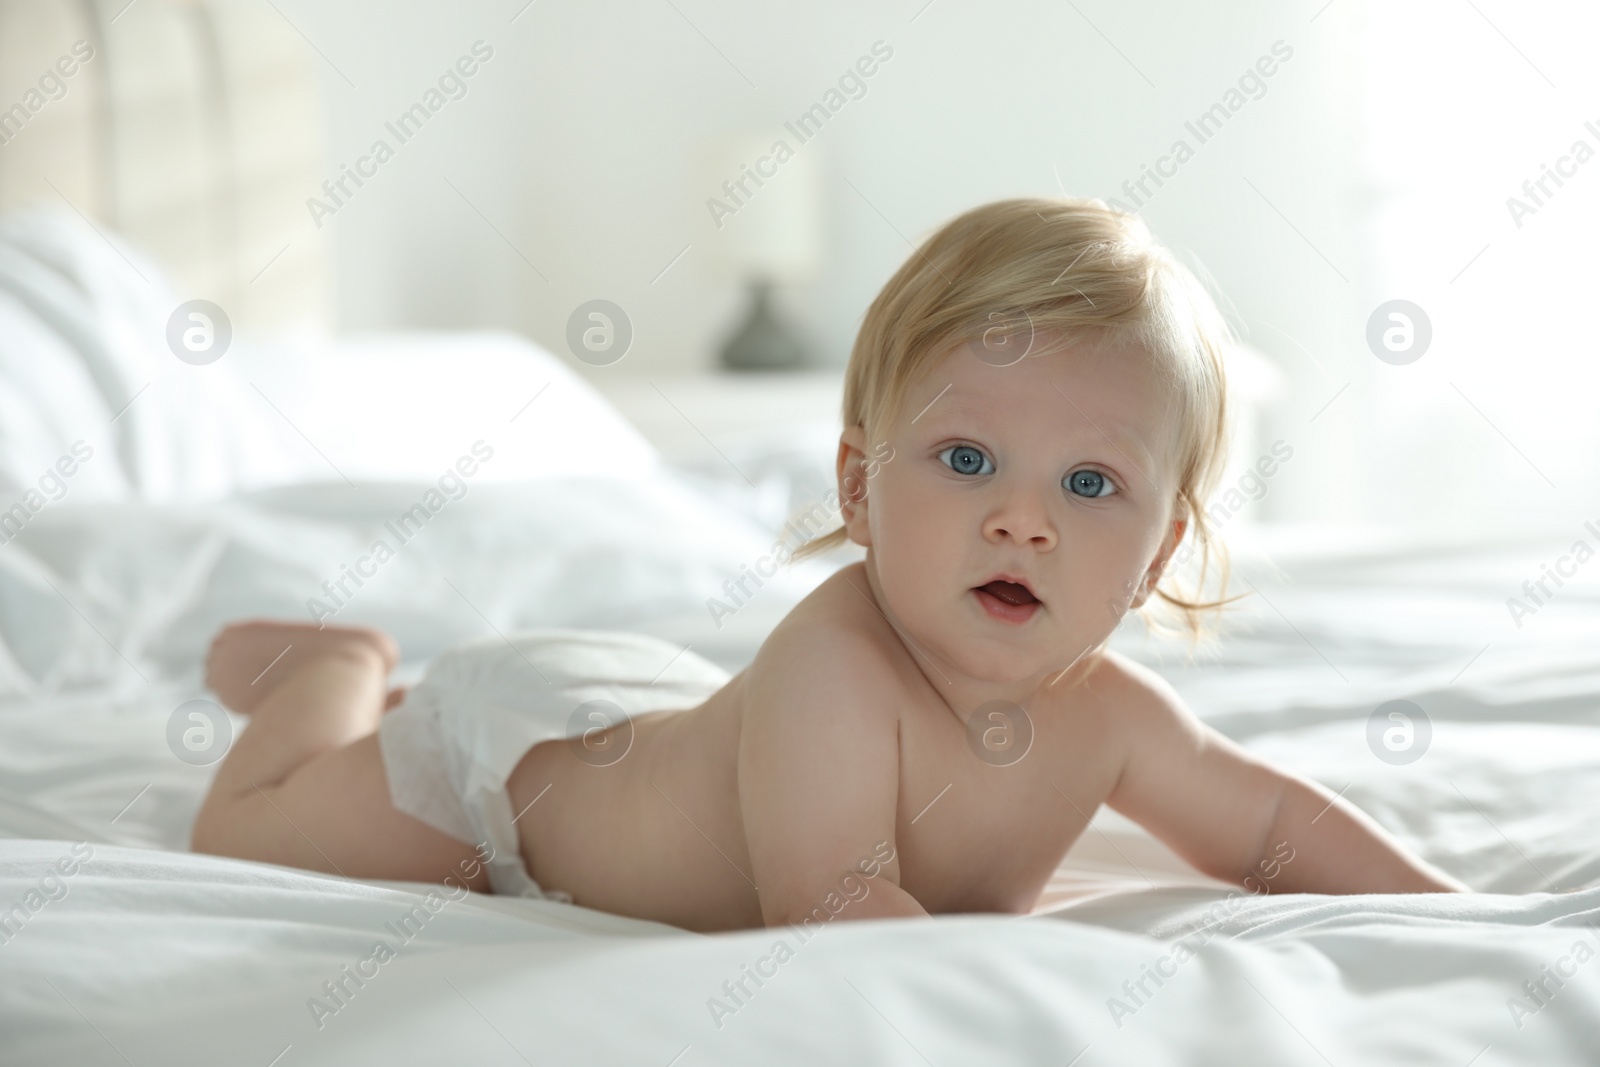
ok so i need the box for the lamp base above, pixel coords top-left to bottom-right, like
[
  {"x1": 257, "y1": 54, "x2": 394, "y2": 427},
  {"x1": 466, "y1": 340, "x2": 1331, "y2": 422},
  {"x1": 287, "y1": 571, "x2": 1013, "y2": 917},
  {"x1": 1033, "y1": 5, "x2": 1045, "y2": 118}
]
[{"x1": 719, "y1": 278, "x2": 807, "y2": 372}]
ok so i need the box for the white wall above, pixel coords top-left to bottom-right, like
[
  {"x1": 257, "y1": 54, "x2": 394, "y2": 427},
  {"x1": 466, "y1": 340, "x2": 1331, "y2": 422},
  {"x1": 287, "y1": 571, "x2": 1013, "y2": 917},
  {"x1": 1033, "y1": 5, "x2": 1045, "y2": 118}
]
[{"x1": 280, "y1": 0, "x2": 1600, "y2": 539}]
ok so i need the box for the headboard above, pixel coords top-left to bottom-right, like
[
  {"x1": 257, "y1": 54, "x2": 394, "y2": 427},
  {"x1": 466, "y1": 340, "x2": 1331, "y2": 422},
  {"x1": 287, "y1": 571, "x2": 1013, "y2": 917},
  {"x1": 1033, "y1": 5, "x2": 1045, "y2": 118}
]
[{"x1": 0, "y1": 0, "x2": 329, "y2": 330}]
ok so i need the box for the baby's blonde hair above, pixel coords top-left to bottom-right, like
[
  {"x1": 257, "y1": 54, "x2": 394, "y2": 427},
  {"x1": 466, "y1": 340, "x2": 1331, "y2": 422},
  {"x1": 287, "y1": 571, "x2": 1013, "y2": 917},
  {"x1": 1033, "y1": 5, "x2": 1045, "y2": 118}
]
[{"x1": 794, "y1": 196, "x2": 1241, "y2": 642}]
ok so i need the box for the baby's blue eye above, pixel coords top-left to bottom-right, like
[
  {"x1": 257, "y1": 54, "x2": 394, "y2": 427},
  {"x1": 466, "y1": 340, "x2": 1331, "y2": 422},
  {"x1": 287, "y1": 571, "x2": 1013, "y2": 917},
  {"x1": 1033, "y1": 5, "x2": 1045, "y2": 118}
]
[
  {"x1": 939, "y1": 445, "x2": 994, "y2": 476},
  {"x1": 1064, "y1": 469, "x2": 1115, "y2": 498}
]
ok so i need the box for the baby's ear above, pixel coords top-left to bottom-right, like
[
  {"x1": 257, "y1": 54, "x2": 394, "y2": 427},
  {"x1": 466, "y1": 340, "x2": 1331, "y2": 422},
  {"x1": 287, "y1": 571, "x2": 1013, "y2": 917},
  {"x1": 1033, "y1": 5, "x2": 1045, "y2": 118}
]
[{"x1": 836, "y1": 425, "x2": 874, "y2": 548}]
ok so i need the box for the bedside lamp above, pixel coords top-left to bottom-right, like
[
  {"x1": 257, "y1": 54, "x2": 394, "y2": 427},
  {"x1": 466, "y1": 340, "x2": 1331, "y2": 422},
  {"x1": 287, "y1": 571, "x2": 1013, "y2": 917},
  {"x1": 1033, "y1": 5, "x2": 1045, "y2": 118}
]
[{"x1": 704, "y1": 131, "x2": 823, "y2": 371}]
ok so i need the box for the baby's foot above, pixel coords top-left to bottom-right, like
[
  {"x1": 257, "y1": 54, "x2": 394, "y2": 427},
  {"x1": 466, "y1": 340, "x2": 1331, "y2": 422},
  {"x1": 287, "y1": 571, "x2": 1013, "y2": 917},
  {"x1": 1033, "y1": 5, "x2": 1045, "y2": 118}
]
[{"x1": 205, "y1": 620, "x2": 399, "y2": 713}]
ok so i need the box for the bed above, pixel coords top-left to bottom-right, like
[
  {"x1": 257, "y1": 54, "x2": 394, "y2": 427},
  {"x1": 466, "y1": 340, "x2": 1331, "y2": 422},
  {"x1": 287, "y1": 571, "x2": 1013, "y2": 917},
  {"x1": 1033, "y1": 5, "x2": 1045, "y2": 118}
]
[
  {"x1": 4, "y1": 4, "x2": 1600, "y2": 1064},
  {"x1": 3, "y1": 208, "x2": 1600, "y2": 1067}
]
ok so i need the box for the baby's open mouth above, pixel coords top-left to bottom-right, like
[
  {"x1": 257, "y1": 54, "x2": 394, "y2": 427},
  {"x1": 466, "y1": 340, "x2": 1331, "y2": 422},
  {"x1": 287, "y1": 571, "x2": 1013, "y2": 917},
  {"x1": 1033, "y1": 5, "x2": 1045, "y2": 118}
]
[{"x1": 976, "y1": 580, "x2": 1039, "y2": 606}]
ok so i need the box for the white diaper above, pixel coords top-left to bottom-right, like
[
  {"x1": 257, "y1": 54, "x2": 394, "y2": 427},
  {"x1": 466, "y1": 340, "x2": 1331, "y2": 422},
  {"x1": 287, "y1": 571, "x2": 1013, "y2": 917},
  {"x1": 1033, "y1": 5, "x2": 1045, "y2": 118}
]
[{"x1": 376, "y1": 628, "x2": 730, "y2": 900}]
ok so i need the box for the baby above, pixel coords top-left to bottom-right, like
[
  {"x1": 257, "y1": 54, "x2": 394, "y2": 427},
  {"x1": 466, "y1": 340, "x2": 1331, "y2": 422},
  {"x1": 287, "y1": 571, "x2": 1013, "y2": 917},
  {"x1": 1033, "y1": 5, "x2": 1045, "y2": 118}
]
[{"x1": 191, "y1": 197, "x2": 1466, "y2": 932}]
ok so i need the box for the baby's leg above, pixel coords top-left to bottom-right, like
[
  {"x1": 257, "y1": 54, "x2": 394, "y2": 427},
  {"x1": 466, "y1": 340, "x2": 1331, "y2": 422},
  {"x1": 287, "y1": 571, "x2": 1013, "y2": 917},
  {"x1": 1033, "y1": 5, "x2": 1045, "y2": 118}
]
[{"x1": 190, "y1": 622, "x2": 490, "y2": 891}]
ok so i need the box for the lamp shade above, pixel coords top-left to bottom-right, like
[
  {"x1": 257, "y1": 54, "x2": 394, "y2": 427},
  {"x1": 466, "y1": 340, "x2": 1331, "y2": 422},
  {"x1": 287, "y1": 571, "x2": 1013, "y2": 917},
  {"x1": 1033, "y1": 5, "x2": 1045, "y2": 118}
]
[{"x1": 702, "y1": 130, "x2": 823, "y2": 282}]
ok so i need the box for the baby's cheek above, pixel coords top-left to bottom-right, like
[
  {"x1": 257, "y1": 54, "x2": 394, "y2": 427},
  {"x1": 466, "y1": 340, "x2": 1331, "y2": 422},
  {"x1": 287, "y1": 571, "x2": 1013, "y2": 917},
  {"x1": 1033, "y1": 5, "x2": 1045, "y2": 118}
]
[
  {"x1": 896, "y1": 475, "x2": 960, "y2": 539},
  {"x1": 873, "y1": 476, "x2": 978, "y2": 622},
  {"x1": 874, "y1": 520, "x2": 945, "y2": 619}
]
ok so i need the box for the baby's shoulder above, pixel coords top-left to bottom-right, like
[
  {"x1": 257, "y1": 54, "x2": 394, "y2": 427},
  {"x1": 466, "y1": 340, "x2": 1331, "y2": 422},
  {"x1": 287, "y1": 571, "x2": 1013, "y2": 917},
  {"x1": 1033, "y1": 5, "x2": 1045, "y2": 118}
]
[
  {"x1": 1070, "y1": 647, "x2": 1193, "y2": 738},
  {"x1": 1081, "y1": 647, "x2": 1163, "y2": 694},
  {"x1": 743, "y1": 562, "x2": 911, "y2": 706}
]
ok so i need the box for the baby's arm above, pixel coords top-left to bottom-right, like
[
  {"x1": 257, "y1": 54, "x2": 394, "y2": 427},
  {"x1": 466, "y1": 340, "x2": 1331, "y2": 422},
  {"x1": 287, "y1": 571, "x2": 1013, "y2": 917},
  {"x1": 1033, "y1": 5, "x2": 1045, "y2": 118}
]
[
  {"x1": 739, "y1": 628, "x2": 927, "y2": 926},
  {"x1": 1103, "y1": 658, "x2": 1468, "y2": 894}
]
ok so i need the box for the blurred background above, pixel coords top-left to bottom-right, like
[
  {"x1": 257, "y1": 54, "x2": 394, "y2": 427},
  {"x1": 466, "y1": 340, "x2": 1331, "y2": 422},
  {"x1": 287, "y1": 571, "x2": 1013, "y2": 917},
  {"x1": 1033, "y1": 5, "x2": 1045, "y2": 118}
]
[{"x1": 1, "y1": 0, "x2": 1596, "y2": 543}]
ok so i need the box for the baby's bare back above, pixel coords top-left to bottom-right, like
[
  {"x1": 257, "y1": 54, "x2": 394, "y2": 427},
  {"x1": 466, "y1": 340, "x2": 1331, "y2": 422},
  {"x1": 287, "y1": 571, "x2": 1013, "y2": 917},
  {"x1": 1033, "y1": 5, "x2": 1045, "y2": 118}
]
[{"x1": 506, "y1": 562, "x2": 1130, "y2": 933}]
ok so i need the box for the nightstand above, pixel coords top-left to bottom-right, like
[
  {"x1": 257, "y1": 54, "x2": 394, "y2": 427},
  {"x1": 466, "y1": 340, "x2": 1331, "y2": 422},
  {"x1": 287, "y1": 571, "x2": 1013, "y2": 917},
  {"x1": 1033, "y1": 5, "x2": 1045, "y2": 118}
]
[
  {"x1": 589, "y1": 370, "x2": 843, "y2": 463},
  {"x1": 590, "y1": 370, "x2": 847, "y2": 534}
]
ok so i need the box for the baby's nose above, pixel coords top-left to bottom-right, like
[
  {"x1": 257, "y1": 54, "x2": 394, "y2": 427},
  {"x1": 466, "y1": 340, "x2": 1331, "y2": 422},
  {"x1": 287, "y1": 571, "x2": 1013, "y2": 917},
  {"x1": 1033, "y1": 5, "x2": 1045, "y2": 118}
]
[{"x1": 982, "y1": 493, "x2": 1058, "y2": 548}]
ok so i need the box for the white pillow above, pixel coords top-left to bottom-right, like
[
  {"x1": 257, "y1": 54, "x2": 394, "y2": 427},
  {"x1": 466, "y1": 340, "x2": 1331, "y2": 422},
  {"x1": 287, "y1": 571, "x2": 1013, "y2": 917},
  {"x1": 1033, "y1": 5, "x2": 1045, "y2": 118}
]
[
  {"x1": 216, "y1": 330, "x2": 662, "y2": 493},
  {"x1": 0, "y1": 216, "x2": 144, "y2": 504},
  {"x1": 0, "y1": 206, "x2": 661, "y2": 501},
  {"x1": 0, "y1": 287, "x2": 133, "y2": 504}
]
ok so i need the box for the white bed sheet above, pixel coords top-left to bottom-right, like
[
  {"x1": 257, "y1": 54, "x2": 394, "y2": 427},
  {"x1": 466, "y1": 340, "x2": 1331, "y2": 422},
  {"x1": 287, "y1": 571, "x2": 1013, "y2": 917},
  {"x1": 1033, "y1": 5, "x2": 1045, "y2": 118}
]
[
  {"x1": 4, "y1": 839, "x2": 1597, "y2": 1067},
  {"x1": 4, "y1": 493, "x2": 1600, "y2": 1062}
]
